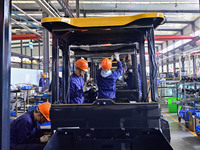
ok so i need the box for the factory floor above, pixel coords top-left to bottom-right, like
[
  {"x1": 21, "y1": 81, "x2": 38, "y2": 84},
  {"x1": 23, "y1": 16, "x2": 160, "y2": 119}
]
[{"x1": 161, "y1": 107, "x2": 200, "y2": 150}]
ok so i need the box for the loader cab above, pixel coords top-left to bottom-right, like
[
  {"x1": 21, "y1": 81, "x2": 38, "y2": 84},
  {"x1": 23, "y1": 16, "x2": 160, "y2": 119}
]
[{"x1": 42, "y1": 13, "x2": 172, "y2": 150}]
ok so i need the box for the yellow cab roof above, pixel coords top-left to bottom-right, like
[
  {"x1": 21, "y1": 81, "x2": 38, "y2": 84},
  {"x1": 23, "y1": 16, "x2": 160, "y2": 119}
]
[{"x1": 41, "y1": 13, "x2": 165, "y2": 50}]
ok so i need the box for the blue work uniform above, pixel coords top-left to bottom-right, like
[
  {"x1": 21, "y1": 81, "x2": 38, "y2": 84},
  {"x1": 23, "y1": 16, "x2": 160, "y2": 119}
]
[
  {"x1": 96, "y1": 61, "x2": 123, "y2": 99},
  {"x1": 39, "y1": 77, "x2": 45, "y2": 91},
  {"x1": 70, "y1": 72, "x2": 85, "y2": 104},
  {"x1": 10, "y1": 111, "x2": 44, "y2": 150}
]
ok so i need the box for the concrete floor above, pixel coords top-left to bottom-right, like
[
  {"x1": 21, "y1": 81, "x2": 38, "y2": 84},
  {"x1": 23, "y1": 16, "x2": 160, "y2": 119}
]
[{"x1": 161, "y1": 108, "x2": 200, "y2": 150}]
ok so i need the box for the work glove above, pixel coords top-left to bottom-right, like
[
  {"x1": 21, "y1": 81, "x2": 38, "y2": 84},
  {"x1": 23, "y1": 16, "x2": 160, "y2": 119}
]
[
  {"x1": 83, "y1": 85, "x2": 90, "y2": 92},
  {"x1": 84, "y1": 78, "x2": 94, "y2": 86},
  {"x1": 40, "y1": 135, "x2": 51, "y2": 143},
  {"x1": 114, "y1": 52, "x2": 120, "y2": 61}
]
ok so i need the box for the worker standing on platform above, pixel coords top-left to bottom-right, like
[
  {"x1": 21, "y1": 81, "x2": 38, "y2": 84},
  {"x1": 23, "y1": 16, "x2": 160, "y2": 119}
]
[
  {"x1": 96, "y1": 53, "x2": 123, "y2": 99},
  {"x1": 39, "y1": 74, "x2": 48, "y2": 92},
  {"x1": 10, "y1": 102, "x2": 51, "y2": 150},
  {"x1": 70, "y1": 58, "x2": 89, "y2": 104}
]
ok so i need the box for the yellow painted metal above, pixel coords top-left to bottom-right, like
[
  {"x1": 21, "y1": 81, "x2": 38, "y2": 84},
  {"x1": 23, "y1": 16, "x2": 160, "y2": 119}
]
[{"x1": 41, "y1": 13, "x2": 164, "y2": 28}]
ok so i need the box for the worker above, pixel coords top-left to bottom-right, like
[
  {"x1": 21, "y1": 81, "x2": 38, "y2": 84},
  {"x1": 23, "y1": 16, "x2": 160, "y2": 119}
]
[
  {"x1": 124, "y1": 54, "x2": 141, "y2": 94},
  {"x1": 39, "y1": 74, "x2": 48, "y2": 92},
  {"x1": 96, "y1": 53, "x2": 123, "y2": 99},
  {"x1": 10, "y1": 102, "x2": 51, "y2": 150},
  {"x1": 70, "y1": 58, "x2": 89, "y2": 104}
]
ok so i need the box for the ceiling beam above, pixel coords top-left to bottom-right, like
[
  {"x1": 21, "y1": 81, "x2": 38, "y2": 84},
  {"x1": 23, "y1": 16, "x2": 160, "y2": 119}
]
[
  {"x1": 80, "y1": 9, "x2": 200, "y2": 14},
  {"x1": 166, "y1": 21, "x2": 193, "y2": 24},
  {"x1": 156, "y1": 29, "x2": 182, "y2": 32},
  {"x1": 16, "y1": 9, "x2": 200, "y2": 14}
]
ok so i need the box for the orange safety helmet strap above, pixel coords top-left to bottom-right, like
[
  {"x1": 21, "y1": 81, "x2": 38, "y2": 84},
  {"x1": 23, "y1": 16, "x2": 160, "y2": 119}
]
[
  {"x1": 75, "y1": 59, "x2": 88, "y2": 72},
  {"x1": 101, "y1": 58, "x2": 112, "y2": 71},
  {"x1": 38, "y1": 102, "x2": 51, "y2": 121}
]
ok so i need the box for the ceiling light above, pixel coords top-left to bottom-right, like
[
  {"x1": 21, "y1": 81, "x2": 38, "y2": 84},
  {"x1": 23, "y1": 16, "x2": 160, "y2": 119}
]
[
  {"x1": 11, "y1": 13, "x2": 42, "y2": 16},
  {"x1": 12, "y1": 1, "x2": 35, "y2": 4}
]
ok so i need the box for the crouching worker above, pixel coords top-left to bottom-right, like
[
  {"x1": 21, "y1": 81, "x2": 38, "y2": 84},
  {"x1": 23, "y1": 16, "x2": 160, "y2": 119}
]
[{"x1": 10, "y1": 102, "x2": 51, "y2": 150}]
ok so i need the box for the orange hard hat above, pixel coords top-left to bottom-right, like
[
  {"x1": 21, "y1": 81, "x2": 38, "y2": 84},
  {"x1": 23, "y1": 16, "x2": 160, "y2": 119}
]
[
  {"x1": 75, "y1": 59, "x2": 88, "y2": 72},
  {"x1": 124, "y1": 55, "x2": 131, "y2": 62},
  {"x1": 101, "y1": 58, "x2": 112, "y2": 70},
  {"x1": 42, "y1": 74, "x2": 46, "y2": 78},
  {"x1": 38, "y1": 102, "x2": 51, "y2": 121}
]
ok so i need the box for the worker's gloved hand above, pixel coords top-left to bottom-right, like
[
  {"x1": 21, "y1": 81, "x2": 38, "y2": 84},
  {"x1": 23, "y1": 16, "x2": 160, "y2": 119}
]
[
  {"x1": 114, "y1": 52, "x2": 120, "y2": 61},
  {"x1": 40, "y1": 135, "x2": 51, "y2": 143},
  {"x1": 87, "y1": 78, "x2": 94, "y2": 84},
  {"x1": 84, "y1": 78, "x2": 94, "y2": 86},
  {"x1": 83, "y1": 85, "x2": 90, "y2": 92}
]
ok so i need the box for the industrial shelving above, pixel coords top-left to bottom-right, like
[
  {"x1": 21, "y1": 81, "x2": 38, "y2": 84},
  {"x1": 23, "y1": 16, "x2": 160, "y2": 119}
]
[{"x1": 175, "y1": 81, "x2": 200, "y2": 130}]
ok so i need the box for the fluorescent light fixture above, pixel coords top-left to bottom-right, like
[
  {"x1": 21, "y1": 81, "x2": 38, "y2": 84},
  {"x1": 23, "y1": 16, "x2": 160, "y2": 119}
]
[
  {"x1": 11, "y1": 14, "x2": 42, "y2": 17},
  {"x1": 12, "y1": 1, "x2": 35, "y2": 4}
]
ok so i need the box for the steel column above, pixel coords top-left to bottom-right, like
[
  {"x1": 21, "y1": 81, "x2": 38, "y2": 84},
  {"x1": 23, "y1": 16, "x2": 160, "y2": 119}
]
[
  {"x1": 20, "y1": 40, "x2": 23, "y2": 68},
  {"x1": 139, "y1": 35, "x2": 147, "y2": 102},
  {"x1": 191, "y1": 22, "x2": 195, "y2": 36},
  {"x1": 76, "y1": 0, "x2": 80, "y2": 18},
  {"x1": 62, "y1": 43, "x2": 70, "y2": 104},
  {"x1": 147, "y1": 28, "x2": 158, "y2": 102},
  {"x1": 173, "y1": 41, "x2": 176, "y2": 73},
  {"x1": 39, "y1": 41, "x2": 41, "y2": 69},
  {"x1": 52, "y1": 34, "x2": 59, "y2": 103},
  {"x1": 42, "y1": 12, "x2": 50, "y2": 74},
  {"x1": 181, "y1": 30, "x2": 185, "y2": 72},
  {"x1": 166, "y1": 41, "x2": 169, "y2": 72},
  {"x1": 30, "y1": 40, "x2": 33, "y2": 69},
  {"x1": 83, "y1": 11, "x2": 86, "y2": 18},
  {"x1": 161, "y1": 44, "x2": 164, "y2": 72},
  {"x1": 90, "y1": 59, "x2": 94, "y2": 78},
  {"x1": 181, "y1": 56, "x2": 185, "y2": 71},
  {"x1": 131, "y1": 49, "x2": 139, "y2": 101},
  {"x1": 0, "y1": 0, "x2": 11, "y2": 149},
  {"x1": 193, "y1": 55, "x2": 196, "y2": 76}
]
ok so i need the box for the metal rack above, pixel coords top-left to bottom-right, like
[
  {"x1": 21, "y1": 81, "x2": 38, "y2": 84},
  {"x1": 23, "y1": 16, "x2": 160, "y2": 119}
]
[
  {"x1": 175, "y1": 81, "x2": 200, "y2": 128},
  {"x1": 194, "y1": 101, "x2": 200, "y2": 136},
  {"x1": 158, "y1": 80, "x2": 179, "y2": 104}
]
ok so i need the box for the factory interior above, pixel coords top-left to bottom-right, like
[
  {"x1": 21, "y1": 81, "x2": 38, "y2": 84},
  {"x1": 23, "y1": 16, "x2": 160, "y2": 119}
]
[{"x1": 0, "y1": 0, "x2": 200, "y2": 150}]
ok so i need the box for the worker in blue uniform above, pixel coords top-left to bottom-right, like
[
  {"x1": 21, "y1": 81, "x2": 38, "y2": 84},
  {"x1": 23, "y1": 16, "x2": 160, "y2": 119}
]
[
  {"x1": 124, "y1": 55, "x2": 141, "y2": 95},
  {"x1": 70, "y1": 58, "x2": 89, "y2": 104},
  {"x1": 39, "y1": 74, "x2": 48, "y2": 92},
  {"x1": 10, "y1": 102, "x2": 51, "y2": 150},
  {"x1": 96, "y1": 53, "x2": 123, "y2": 99}
]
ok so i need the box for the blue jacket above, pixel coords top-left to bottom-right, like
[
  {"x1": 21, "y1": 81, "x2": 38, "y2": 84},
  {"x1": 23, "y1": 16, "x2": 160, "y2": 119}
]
[
  {"x1": 70, "y1": 72, "x2": 85, "y2": 104},
  {"x1": 39, "y1": 77, "x2": 45, "y2": 91},
  {"x1": 96, "y1": 61, "x2": 123, "y2": 99},
  {"x1": 10, "y1": 111, "x2": 43, "y2": 148}
]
